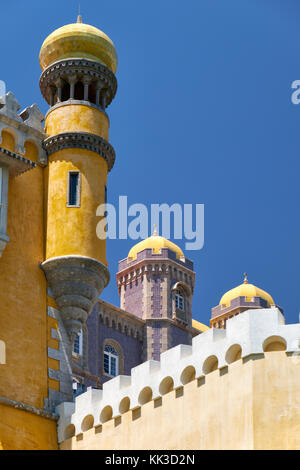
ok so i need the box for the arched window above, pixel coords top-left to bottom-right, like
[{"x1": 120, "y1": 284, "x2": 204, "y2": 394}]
[
  {"x1": 175, "y1": 290, "x2": 185, "y2": 311},
  {"x1": 104, "y1": 344, "x2": 119, "y2": 377}
]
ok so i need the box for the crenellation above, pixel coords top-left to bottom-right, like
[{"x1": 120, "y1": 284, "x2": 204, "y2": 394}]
[{"x1": 57, "y1": 308, "x2": 300, "y2": 444}]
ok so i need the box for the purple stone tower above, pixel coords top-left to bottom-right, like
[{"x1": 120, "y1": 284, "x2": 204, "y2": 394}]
[{"x1": 117, "y1": 231, "x2": 196, "y2": 361}]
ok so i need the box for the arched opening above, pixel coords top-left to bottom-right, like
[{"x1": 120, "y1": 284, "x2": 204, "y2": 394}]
[
  {"x1": 159, "y1": 376, "x2": 174, "y2": 395},
  {"x1": 24, "y1": 140, "x2": 39, "y2": 162},
  {"x1": 225, "y1": 344, "x2": 242, "y2": 364},
  {"x1": 100, "y1": 405, "x2": 113, "y2": 423},
  {"x1": 61, "y1": 82, "x2": 70, "y2": 102},
  {"x1": 88, "y1": 82, "x2": 96, "y2": 104},
  {"x1": 138, "y1": 386, "x2": 153, "y2": 405},
  {"x1": 180, "y1": 365, "x2": 196, "y2": 385},
  {"x1": 81, "y1": 414, "x2": 94, "y2": 432},
  {"x1": 263, "y1": 336, "x2": 287, "y2": 352},
  {"x1": 202, "y1": 355, "x2": 218, "y2": 375},
  {"x1": 1, "y1": 129, "x2": 15, "y2": 152},
  {"x1": 64, "y1": 424, "x2": 75, "y2": 440},
  {"x1": 119, "y1": 396, "x2": 130, "y2": 414},
  {"x1": 74, "y1": 81, "x2": 84, "y2": 100}
]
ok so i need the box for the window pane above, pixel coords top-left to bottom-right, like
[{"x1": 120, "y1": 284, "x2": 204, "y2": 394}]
[
  {"x1": 68, "y1": 172, "x2": 80, "y2": 206},
  {"x1": 104, "y1": 344, "x2": 117, "y2": 355},
  {"x1": 104, "y1": 353, "x2": 110, "y2": 374},
  {"x1": 73, "y1": 334, "x2": 80, "y2": 354},
  {"x1": 110, "y1": 356, "x2": 116, "y2": 376}
]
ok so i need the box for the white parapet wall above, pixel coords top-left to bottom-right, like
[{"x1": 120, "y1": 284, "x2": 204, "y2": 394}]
[{"x1": 56, "y1": 308, "x2": 300, "y2": 443}]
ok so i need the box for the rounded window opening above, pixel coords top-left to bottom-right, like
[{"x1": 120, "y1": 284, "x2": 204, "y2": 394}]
[
  {"x1": 61, "y1": 82, "x2": 70, "y2": 102},
  {"x1": 225, "y1": 344, "x2": 242, "y2": 364},
  {"x1": 81, "y1": 414, "x2": 94, "y2": 432},
  {"x1": 202, "y1": 355, "x2": 219, "y2": 375},
  {"x1": 138, "y1": 386, "x2": 153, "y2": 405},
  {"x1": 1, "y1": 129, "x2": 16, "y2": 152},
  {"x1": 64, "y1": 424, "x2": 75, "y2": 440},
  {"x1": 74, "y1": 81, "x2": 84, "y2": 100},
  {"x1": 159, "y1": 376, "x2": 174, "y2": 395},
  {"x1": 119, "y1": 396, "x2": 130, "y2": 414},
  {"x1": 180, "y1": 365, "x2": 196, "y2": 385},
  {"x1": 100, "y1": 405, "x2": 113, "y2": 424},
  {"x1": 263, "y1": 336, "x2": 287, "y2": 352}
]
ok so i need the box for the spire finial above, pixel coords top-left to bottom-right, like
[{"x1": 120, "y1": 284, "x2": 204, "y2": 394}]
[
  {"x1": 243, "y1": 272, "x2": 248, "y2": 284},
  {"x1": 153, "y1": 224, "x2": 158, "y2": 236},
  {"x1": 77, "y1": 4, "x2": 82, "y2": 23}
]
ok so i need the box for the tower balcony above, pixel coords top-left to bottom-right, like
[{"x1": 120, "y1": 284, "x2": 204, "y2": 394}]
[{"x1": 39, "y1": 58, "x2": 117, "y2": 110}]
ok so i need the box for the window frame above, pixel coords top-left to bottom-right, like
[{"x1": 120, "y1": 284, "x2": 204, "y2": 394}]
[
  {"x1": 73, "y1": 329, "x2": 83, "y2": 356},
  {"x1": 67, "y1": 170, "x2": 81, "y2": 208},
  {"x1": 175, "y1": 290, "x2": 185, "y2": 312},
  {"x1": 103, "y1": 344, "x2": 119, "y2": 378}
]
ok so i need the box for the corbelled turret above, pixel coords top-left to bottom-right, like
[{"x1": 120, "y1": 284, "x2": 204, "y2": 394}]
[{"x1": 40, "y1": 17, "x2": 117, "y2": 344}]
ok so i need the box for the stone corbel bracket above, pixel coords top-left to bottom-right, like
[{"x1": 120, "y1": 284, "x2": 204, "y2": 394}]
[{"x1": 41, "y1": 255, "x2": 110, "y2": 344}]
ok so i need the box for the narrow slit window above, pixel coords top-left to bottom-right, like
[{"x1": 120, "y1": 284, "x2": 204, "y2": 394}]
[{"x1": 68, "y1": 171, "x2": 81, "y2": 207}]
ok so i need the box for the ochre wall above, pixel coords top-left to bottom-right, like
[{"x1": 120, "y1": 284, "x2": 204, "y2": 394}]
[
  {"x1": 45, "y1": 105, "x2": 109, "y2": 140},
  {"x1": 0, "y1": 135, "x2": 58, "y2": 449},
  {"x1": 0, "y1": 404, "x2": 58, "y2": 450},
  {"x1": 60, "y1": 352, "x2": 300, "y2": 450},
  {"x1": 45, "y1": 148, "x2": 107, "y2": 264},
  {"x1": 0, "y1": 157, "x2": 47, "y2": 408}
]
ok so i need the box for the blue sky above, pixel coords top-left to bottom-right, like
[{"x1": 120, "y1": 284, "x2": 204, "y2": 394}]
[{"x1": 1, "y1": 0, "x2": 300, "y2": 326}]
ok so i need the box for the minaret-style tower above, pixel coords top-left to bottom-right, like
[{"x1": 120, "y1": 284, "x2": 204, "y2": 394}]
[
  {"x1": 117, "y1": 229, "x2": 196, "y2": 361},
  {"x1": 39, "y1": 17, "x2": 117, "y2": 344}
]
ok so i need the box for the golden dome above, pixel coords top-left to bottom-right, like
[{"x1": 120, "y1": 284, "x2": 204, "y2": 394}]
[
  {"x1": 192, "y1": 319, "x2": 210, "y2": 332},
  {"x1": 219, "y1": 274, "x2": 275, "y2": 308},
  {"x1": 128, "y1": 227, "x2": 185, "y2": 261},
  {"x1": 39, "y1": 18, "x2": 118, "y2": 73}
]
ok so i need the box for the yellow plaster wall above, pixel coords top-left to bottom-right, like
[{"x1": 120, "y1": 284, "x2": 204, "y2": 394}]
[
  {"x1": 0, "y1": 139, "x2": 57, "y2": 449},
  {"x1": 45, "y1": 148, "x2": 107, "y2": 265},
  {"x1": 60, "y1": 353, "x2": 300, "y2": 450},
  {"x1": 45, "y1": 104, "x2": 109, "y2": 140},
  {"x1": 0, "y1": 165, "x2": 48, "y2": 408},
  {"x1": 0, "y1": 403, "x2": 58, "y2": 450}
]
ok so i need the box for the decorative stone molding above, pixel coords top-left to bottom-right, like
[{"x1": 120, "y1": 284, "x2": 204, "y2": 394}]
[
  {"x1": 41, "y1": 255, "x2": 110, "y2": 344},
  {"x1": 39, "y1": 58, "x2": 117, "y2": 108},
  {"x1": 0, "y1": 147, "x2": 37, "y2": 177},
  {"x1": 43, "y1": 132, "x2": 115, "y2": 172},
  {"x1": 0, "y1": 92, "x2": 47, "y2": 166},
  {"x1": 19, "y1": 104, "x2": 45, "y2": 134},
  {"x1": 0, "y1": 395, "x2": 58, "y2": 421},
  {"x1": 56, "y1": 308, "x2": 300, "y2": 442},
  {"x1": 0, "y1": 92, "x2": 22, "y2": 121}
]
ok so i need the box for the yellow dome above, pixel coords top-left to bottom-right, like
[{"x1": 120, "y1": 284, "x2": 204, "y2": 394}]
[
  {"x1": 128, "y1": 229, "x2": 184, "y2": 261},
  {"x1": 192, "y1": 319, "x2": 210, "y2": 332},
  {"x1": 219, "y1": 274, "x2": 275, "y2": 308},
  {"x1": 39, "y1": 19, "x2": 118, "y2": 73}
]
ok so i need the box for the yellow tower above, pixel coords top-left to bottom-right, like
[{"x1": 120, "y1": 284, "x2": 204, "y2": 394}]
[{"x1": 39, "y1": 17, "x2": 117, "y2": 343}]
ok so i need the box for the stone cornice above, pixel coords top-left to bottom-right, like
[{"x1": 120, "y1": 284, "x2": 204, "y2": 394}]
[
  {"x1": 0, "y1": 113, "x2": 46, "y2": 141},
  {"x1": 0, "y1": 395, "x2": 58, "y2": 421},
  {"x1": 43, "y1": 132, "x2": 115, "y2": 172},
  {"x1": 0, "y1": 146, "x2": 37, "y2": 177},
  {"x1": 98, "y1": 299, "x2": 145, "y2": 327}
]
